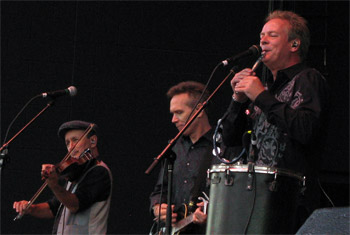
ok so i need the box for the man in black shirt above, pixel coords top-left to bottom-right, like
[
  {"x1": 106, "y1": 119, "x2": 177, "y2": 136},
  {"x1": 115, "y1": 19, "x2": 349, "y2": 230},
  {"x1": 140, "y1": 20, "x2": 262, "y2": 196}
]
[
  {"x1": 222, "y1": 10, "x2": 330, "y2": 233},
  {"x1": 149, "y1": 81, "x2": 213, "y2": 234}
]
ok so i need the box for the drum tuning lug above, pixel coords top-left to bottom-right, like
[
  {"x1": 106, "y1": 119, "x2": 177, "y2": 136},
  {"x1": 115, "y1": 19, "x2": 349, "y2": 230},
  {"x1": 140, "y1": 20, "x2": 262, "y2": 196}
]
[
  {"x1": 225, "y1": 169, "x2": 234, "y2": 186},
  {"x1": 246, "y1": 173, "x2": 254, "y2": 191}
]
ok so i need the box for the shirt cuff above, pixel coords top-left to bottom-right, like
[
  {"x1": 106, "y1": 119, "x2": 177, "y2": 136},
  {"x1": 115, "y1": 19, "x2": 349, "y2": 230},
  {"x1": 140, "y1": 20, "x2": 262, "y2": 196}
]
[{"x1": 254, "y1": 90, "x2": 276, "y2": 112}]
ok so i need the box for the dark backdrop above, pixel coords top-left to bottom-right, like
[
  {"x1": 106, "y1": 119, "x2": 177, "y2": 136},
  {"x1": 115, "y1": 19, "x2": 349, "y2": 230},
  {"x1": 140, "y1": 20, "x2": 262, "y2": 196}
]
[{"x1": 1, "y1": 1, "x2": 348, "y2": 234}]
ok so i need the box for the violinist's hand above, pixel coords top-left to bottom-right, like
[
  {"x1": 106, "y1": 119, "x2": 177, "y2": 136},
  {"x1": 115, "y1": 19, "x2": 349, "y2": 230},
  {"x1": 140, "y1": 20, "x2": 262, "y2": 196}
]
[
  {"x1": 192, "y1": 201, "x2": 207, "y2": 225},
  {"x1": 13, "y1": 200, "x2": 32, "y2": 216},
  {"x1": 41, "y1": 164, "x2": 59, "y2": 187},
  {"x1": 153, "y1": 203, "x2": 177, "y2": 225}
]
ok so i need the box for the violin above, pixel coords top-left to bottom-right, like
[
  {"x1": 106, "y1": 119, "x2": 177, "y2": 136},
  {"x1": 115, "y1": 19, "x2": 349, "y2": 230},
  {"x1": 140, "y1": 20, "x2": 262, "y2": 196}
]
[
  {"x1": 56, "y1": 148, "x2": 94, "y2": 175},
  {"x1": 40, "y1": 148, "x2": 94, "y2": 181},
  {"x1": 14, "y1": 124, "x2": 95, "y2": 221}
]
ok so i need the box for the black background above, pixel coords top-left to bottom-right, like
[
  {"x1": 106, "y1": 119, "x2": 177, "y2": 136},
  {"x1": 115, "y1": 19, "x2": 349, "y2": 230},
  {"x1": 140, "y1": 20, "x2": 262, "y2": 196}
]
[{"x1": 1, "y1": 1, "x2": 348, "y2": 234}]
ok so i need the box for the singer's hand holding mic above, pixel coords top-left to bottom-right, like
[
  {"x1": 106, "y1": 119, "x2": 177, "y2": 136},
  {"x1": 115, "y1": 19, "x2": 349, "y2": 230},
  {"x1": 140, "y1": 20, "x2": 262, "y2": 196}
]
[
  {"x1": 231, "y1": 53, "x2": 265, "y2": 102},
  {"x1": 231, "y1": 68, "x2": 253, "y2": 103},
  {"x1": 232, "y1": 68, "x2": 265, "y2": 102}
]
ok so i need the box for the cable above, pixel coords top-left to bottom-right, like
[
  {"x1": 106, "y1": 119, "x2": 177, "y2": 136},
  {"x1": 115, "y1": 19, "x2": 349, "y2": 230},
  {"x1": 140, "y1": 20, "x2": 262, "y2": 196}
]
[
  {"x1": 212, "y1": 117, "x2": 245, "y2": 164},
  {"x1": 184, "y1": 62, "x2": 223, "y2": 125},
  {"x1": 243, "y1": 173, "x2": 257, "y2": 234},
  {"x1": 68, "y1": 0, "x2": 79, "y2": 119},
  {"x1": 318, "y1": 178, "x2": 335, "y2": 207},
  {"x1": 2, "y1": 94, "x2": 41, "y2": 147}
]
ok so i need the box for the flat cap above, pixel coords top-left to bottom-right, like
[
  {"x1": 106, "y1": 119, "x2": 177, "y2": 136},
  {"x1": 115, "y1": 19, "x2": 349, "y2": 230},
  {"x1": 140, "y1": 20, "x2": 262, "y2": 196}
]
[{"x1": 58, "y1": 120, "x2": 99, "y2": 139}]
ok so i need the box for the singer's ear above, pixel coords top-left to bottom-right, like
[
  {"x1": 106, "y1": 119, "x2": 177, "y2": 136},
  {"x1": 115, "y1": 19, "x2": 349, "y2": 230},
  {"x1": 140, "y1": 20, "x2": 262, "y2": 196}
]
[
  {"x1": 290, "y1": 39, "x2": 300, "y2": 51},
  {"x1": 90, "y1": 136, "x2": 97, "y2": 146}
]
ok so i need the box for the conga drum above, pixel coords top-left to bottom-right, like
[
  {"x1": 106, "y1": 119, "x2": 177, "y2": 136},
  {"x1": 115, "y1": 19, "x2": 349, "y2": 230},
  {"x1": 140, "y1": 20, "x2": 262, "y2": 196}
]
[{"x1": 206, "y1": 163, "x2": 305, "y2": 234}]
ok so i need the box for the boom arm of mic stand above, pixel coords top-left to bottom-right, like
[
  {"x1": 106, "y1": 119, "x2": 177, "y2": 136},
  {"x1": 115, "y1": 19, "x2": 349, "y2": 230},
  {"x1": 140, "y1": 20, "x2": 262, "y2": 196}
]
[
  {"x1": 0, "y1": 100, "x2": 55, "y2": 153},
  {"x1": 145, "y1": 67, "x2": 237, "y2": 175}
]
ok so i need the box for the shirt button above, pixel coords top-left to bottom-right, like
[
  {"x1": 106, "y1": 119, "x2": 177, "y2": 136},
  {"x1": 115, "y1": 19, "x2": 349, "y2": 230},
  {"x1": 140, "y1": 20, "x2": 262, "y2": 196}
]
[
  {"x1": 191, "y1": 146, "x2": 194, "y2": 149},
  {"x1": 186, "y1": 162, "x2": 190, "y2": 166},
  {"x1": 184, "y1": 180, "x2": 187, "y2": 184}
]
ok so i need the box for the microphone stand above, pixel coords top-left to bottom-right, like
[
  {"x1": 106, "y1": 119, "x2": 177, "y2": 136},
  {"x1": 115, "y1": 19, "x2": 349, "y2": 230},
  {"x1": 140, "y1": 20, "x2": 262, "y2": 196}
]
[
  {"x1": 0, "y1": 100, "x2": 55, "y2": 153},
  {"x1": 145, "y1": 66, "x2": 238, "y2": 235},
  {"x1": 0, "y1": 99, "x2": 55, "y2": 232}
]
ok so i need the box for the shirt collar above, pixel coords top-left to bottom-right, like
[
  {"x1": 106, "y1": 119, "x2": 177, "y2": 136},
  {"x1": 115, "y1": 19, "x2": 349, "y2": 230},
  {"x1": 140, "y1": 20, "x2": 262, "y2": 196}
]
[
  {"x1": 277, "y1": 63, "x2": 308, "y2": 80},
  {"x1": 266, "y1": 63, "x2": 308, "y2": 91},
  {"x1": 180, "y1": 127, "x2": 213, "y2": 146}
]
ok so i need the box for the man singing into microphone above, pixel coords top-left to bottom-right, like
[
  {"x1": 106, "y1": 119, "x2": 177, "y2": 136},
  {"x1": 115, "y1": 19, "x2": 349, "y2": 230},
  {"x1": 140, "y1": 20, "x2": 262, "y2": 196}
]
[
  {"x1": 13, "y1": 120, "x2": 112, "y2": 234},
  {"x1": 222, "y1": 10, "x2": 330, "y2": 233}
]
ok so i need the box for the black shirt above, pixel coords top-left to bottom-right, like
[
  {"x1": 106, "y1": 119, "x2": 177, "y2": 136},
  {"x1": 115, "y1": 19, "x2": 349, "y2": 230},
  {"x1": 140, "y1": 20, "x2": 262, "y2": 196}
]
[
  {"x1": 149, "y1": 130, "x2": 214, "y2": 233},
  {"x1": 150, "y1": 130, "x2": 213, "y2": 210},
  {"x1": 222, "y1": 63, "x2": 330, "y2": 176}
]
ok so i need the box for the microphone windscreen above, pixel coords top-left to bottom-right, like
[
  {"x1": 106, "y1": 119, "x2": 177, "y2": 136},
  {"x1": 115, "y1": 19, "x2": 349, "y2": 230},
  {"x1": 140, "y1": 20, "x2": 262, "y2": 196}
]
[{"x1": 67, "y1": 86, "x2": 77, "y2": 97}]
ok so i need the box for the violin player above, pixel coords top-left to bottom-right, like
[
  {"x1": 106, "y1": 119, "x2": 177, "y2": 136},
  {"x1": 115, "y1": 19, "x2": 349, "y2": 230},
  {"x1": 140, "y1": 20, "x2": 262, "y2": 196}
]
[{"x1": 13, "y1": 120, "x2": 113, "y2": 234}]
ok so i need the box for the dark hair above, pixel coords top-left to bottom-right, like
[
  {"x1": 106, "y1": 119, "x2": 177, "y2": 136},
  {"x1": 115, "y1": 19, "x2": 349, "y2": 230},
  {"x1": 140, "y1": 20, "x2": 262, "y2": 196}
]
[
  {"x1": 266, "y1": 10, "x2": 310, "y2": 61},
  {"x1": 167, "y1": 81, "x2": 210, "y2": 114}
]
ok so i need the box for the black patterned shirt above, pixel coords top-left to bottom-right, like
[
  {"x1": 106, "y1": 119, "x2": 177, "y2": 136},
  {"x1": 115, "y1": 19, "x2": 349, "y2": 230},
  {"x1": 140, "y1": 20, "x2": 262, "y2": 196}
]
[{"x1": 222, "y1": 63, "x2": 330, "y2": 177}]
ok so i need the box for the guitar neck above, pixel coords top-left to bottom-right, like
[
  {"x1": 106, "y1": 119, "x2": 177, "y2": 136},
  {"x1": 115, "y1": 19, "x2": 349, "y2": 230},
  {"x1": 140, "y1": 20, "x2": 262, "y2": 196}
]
[{"x1": 172, "y1": 213, "x2": 195, "y2": 235}]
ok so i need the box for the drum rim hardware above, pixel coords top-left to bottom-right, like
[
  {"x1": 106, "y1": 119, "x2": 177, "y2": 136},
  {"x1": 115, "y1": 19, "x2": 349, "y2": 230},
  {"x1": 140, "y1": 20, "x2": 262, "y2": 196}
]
[{"x1": 208, "y1": 163, "x2": 306, "y2": 184}]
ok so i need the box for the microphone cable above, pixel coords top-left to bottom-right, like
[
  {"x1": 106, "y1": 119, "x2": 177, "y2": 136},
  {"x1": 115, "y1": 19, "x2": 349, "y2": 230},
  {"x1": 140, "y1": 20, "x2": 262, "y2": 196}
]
[
  {"x1": 183, "y1": 61, "x2": 223, "y2": 126},
  {"x1": 212, "y1": 115, "x2": 245, "y2": 164},
  {"x1": 1, "y1": 94, "x2": 41, "y2": 150},
  {"x1": 243, "y1": 172, "x2": 257, "y2": 234}
]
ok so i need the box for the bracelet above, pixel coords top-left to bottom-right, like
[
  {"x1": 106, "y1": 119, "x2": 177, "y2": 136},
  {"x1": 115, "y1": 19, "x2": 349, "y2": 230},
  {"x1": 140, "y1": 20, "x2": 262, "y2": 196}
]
[
  {"x1": 232, "y1": 94, "x2": 238, "y2": 102},
  {"x1": 232, "y1": 94, "x2": 248, "y2": 104}
]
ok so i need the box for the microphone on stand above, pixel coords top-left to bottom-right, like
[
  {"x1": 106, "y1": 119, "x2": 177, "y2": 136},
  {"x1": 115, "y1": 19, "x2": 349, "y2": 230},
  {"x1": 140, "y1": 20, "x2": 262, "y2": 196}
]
[
  {"x1": 222, "y1": 45, "x2": 261, "y2": 66},
  {"x1": 41, "y1": 86, "x2": 77, "y2": 99}
]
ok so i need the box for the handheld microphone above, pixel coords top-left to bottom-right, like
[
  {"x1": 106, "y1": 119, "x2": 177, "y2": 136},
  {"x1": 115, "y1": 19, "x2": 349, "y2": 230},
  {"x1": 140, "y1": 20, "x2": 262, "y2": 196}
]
[
  {"x1": 222, "y1": 45, "x2": 261, "y2": 66},
  {"x1": 41, "y1": 86, "x2": 77, "y2": 98},
  {"x1": 251, "y1": 52, "x2": 265, "y2": 72},
  {"x1": 234, "y1": 52, "x2": 265, "y2": 95}
]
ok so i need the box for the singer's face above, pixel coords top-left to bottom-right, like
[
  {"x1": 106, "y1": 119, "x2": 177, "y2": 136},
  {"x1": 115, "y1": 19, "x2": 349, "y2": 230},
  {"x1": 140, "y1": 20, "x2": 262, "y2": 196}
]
[
  {"x1": 65, "y1": 130, "x2": 93, "y2": 159},
  {"x1": 170, "y1": 93, "x2": 198, "y2": 136},
  {"x1": 260, "y1": 18, "x2": 293, "y2": 70}
]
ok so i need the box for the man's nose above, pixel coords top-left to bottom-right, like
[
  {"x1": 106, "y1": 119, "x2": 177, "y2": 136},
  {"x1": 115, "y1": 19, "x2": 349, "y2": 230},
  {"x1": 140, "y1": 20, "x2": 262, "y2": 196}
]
[
  {"x1": 172, "y1": 114, "x2": 178, "y2": 123},
  {"x1": 67, "y1": 143, "x2": 75, "y2": 152},
  {"x1": 260, "y1": 36, "x2": 268, "y2": 45}
]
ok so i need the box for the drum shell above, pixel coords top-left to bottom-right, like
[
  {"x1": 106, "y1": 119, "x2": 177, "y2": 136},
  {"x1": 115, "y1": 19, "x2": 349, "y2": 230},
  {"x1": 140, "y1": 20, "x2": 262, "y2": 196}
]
[{"x1": 206, "y1": 165, "x2": 303, "y2": 234}]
